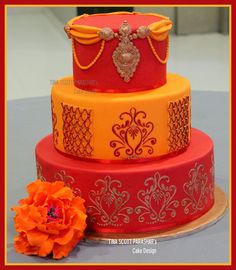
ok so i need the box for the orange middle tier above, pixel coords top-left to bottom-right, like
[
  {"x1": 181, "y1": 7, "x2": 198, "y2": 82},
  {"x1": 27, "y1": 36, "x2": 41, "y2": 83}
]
[{"x1": 51, "y1": 73, "x2": 191, "y2": 161}]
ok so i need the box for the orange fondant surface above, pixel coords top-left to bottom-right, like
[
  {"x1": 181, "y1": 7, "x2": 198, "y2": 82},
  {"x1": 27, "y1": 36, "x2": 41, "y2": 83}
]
[{"x1": 51, "y1": 74, "x2": 191, "y2": 160}]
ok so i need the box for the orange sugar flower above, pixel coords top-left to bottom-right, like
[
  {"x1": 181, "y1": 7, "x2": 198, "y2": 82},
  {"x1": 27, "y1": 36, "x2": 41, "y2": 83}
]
[{"x1": 12, "y1": 179, "x2": 87, "y2": 259}]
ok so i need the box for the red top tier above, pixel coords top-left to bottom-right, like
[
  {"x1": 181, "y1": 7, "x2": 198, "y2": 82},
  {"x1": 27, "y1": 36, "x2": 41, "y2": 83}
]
[{"x1": 65, "y1": 12, "x2": 172, "y2": 93}]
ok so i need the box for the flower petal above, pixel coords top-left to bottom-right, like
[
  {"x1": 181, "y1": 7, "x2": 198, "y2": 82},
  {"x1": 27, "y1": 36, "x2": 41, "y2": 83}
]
[
  {"x1": 38, "y1": 238, "x2": 54, "y2": 257},
  {"x1": 53, "y1": 243, "x2": 72, "y2": 259},
  {"x1": 14, "y1": 233, "x2": 39, "y2": 256},
  {"x1": 52, "y1": 231, "x2": 83, "y2": 259},
  {"x1": 48, "y1": 181, "x2": 65, "y2": 195},
  {"x1": 71, "y1": 196, "x2": 86, "y2": 209},
  {"x1": 13, "y1": 206, "x2": 37, "y2": 232},
  {"x1": 71, "y1": 210, "x2": 87, "y2": 231},
  {"x1": 27, "y1": 229, "x2": 48, "y2": 246},
  {"x1": 26, "y1": 180, "x2": 45, "y2": 201},
  {"x1": 37, "y1": 221, "x2": 69, "y2": 235},
  {"x1": 54, "y1": 228, "x2": 74, "y2": 245},
  {"x1": 52, "y1": 187, "x2": 74, "y2": 201},
  {"x1": 32, "y1": 191, "x2": 48, "y2": 207}
]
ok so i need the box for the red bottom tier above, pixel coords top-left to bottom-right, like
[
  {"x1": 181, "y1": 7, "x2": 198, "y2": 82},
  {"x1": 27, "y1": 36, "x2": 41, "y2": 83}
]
[{"x1": 35, "y1": 128, "x2": 215, "y2": 234}]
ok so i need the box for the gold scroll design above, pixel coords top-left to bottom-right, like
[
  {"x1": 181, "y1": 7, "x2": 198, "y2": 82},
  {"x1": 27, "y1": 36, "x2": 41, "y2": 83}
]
[
  {"x1": 61, "y1": 103, "x2": 93, "y2": 157},
  {"x1": 168, "y1": 96, "x2": 190, "y2": 152},
  {"x1": 87, "y1": 176, "x2": 133, "y2": 227},
  {"x1": 209, "y1": 155, "x2": 215, "y2": 200},
  {"x1": 182, "y1": 163, "x2": 214, "y2": 215},
  {"x1": 110, "y1": 107, "x2": 157, "y2": 159},
  {"x1": 54, "y1": 170, "x2": 82, "y2": 197},
  {"x1": 36, "y1": 160, "x2": 46, "y2": 182},
  {"x1": 51, "y1": 97, "x2": 59, "y2": 145},
  {"x1": 210, "y1": 154, "x2": 215, "y2": 182},
  {"x1": 135, "y1": 172, "x2": 179, "y2": 224}
]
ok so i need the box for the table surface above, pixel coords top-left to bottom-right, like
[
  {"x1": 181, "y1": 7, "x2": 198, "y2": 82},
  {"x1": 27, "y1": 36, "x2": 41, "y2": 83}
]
[{"x1": 7, "y1": 91, "x2": 229, "y2": 264}]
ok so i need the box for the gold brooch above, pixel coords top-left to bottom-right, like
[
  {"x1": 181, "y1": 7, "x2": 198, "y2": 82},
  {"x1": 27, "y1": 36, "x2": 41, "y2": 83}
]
[
  {"x1": 98, "y1": 21, "x2": 151, "y2": 82},
  {"x1": 112, "y1": 21, "x2": 140, "y2": 82}
]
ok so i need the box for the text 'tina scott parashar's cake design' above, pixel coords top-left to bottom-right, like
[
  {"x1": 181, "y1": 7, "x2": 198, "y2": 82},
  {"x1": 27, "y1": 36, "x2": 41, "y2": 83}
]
[{"x1": 35, "y1": 12, "x2": 216, "y2": 234}]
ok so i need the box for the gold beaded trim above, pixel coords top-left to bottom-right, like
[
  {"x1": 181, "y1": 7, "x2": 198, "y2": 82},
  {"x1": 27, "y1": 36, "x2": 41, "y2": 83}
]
[
  {"x1": 71, "y1": 24, "x2": 169, "y2": 76},
  {"x1": 147, "y1": 36, "x2": 169, "y2": 64},
  {"x1": 72, "y1": 38, "x2": 105, "y2": 70}
]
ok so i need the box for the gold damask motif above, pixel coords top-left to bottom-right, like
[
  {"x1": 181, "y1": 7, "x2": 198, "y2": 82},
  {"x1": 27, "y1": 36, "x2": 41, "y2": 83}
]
[
  {"x1": 168, "y1": 96, "x2": 190, "y2": 152},
  {"x1": 110, "y1": 107, "x2": 157, "y2": 159},
  {"x1": 210, "y1": 154, "x2": 215, "y2": 182},
  {"x1": 182, "y1": 163, "x2": 213, "y2": 215},
  {"x1": 112, "y1": 21, "x2": 140, "y2": 82},
  {"x1": 61, "y1": 103, "x2": 93, "y2": 157},
  {"x1": 135, "y1": 172, "x2": 179, "y2": 224},
  {"x1": 54, "y1": 170, "x2": 82, "y2": 196},
  {"x1": 36, "y1": 160, "x2": 46, "y2": 182},
  {"x1": 87, "y1": 176, "x2": 133, "y2": 227}
]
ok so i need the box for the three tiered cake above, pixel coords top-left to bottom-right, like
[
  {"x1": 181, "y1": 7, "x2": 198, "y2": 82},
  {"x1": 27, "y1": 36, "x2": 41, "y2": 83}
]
[{"x1": 35, "y1": 12, "x2": 216, "y2": 236}]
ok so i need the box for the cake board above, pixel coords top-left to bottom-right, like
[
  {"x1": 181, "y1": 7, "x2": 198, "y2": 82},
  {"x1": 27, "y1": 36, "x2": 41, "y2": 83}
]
[{"x1": 85, "y1": 186, "x2": 227, "y2": 243}]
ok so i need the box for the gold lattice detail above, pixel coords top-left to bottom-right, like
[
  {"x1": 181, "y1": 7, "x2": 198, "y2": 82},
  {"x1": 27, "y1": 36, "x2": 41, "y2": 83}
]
[
  {"x1": 61, "y1": 103, "x2": 93, "y2": 157},
  {"x1": 168, "y1": 96, "x2": 190, "y2": 152},
  {"x1": 51, "y1": 97, "x2": 59, "y2": 145}
]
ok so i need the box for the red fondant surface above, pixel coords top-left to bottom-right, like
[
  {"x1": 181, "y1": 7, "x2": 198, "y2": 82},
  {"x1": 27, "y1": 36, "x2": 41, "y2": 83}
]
[
  {"x1": 72, "y1": 13, "x2": 168, "y2": 92},
  {"x1": 35, "y1": 128, "x2": 215, "y2": 234}
]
